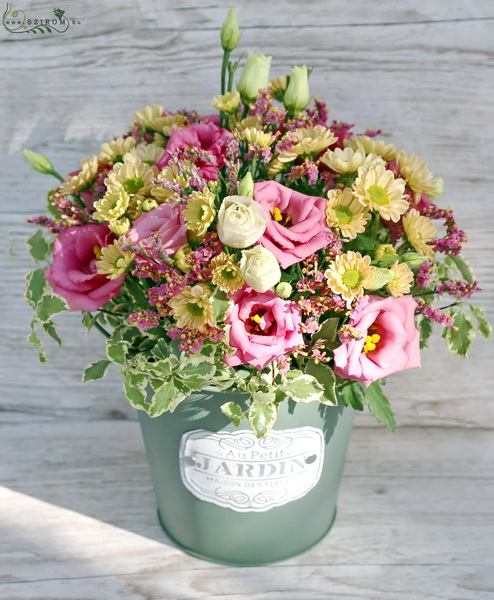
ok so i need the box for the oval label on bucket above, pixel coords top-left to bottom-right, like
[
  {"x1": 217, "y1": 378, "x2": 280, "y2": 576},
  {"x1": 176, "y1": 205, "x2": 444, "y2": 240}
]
[{"x1": 179, "y1": 427, "x2": 324, "y2": 512}]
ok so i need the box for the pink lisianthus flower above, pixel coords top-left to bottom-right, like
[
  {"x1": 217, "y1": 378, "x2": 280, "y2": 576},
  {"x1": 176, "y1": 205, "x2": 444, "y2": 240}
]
[
  {"x1": 224, "y1": 287, "x2": 304, "y2": 370},
  {"x1": 126, "y1": 203, "x2": 187, "y2": 256},
  {"x1": 333, "y1": 295, "x2": 421, "y2": 387},
  {"x1": 45, "y1": 224, "x2": 123, "y2": 311},
  {"x1": 254, "y1": 181, "x2": 331, "y2": 269},
  {"x1": 156, "y1": 122, "x2": 232, "y2": 181}
]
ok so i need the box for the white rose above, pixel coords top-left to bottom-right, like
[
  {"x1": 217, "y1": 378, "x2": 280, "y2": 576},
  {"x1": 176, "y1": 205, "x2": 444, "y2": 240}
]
[
  {"x1": 240, "y1": 245, "x2": 281, "y2": 293},
  {"x1": 217, "y1": 195, "x2": 267, "y2": 248}
]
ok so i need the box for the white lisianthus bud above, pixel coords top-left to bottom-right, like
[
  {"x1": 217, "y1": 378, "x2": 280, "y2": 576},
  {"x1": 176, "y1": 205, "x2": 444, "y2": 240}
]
[
  {"x1": 22, "y1": 149, "x2": 55, "y2": 175},
  {"x1": 283, "y1": 65, "x2": 310, "y2": 114},
  {"x1": 217, "y1": 195, "x2": 268, "y2": 248},
  {"x1": 400, "y1": 252, "x2": 429, "y2": 267},
  {"x1": 240, "y1": 245, "x2": 281, "y2": 293},
  {"x1": 237, "y1": 172, "x2": 254, "y2": 197},
  {"x1": 237, "y1": 51, "x2": 272, "y2": 105},
  {"x1": 275, "y1": 281, "x2": 293, "y2": 298},
  {"x1": 220, "y1": 8, "x2": 240, "y2": 52}
]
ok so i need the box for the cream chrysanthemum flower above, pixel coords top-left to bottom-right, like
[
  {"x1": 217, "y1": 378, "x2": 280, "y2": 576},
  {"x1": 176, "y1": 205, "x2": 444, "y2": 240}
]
[
  {"x1": 268, "y1": 75, "x2": 287, "y2": 98},
  {"x1": 99, "y1": 137, "x2": 136, "y2": 164},
  {"x1": 183, "y1": 188, "x2": 216, "y2": 238},
  {"x1": 169, "y1": 284, "x2": 216, "y2": 333},
  {"x1": 127, "y1": 143, "x2": 165, "y2": 166},
  {"x1": 396, "y1": 150, "x2": 436, "y2": 197},
  {"x1": 212, "y1": 91, "x2": 241, "y2": 113},
  {"x1": 210, "y1": 252, "x2": 244, "y2": 294},
  {"x1": 159, "y1": 114, "x2": 188, "y2": 137},
  {"x1": 234, "y1": 115, "x2": 262, "y2": 133},
  {"x1": 344, "y1": 135, "x2": 397, "y2": 162},
  {"x1": 106, "y1": 156, "x2": 156, "y2": 196},
  {"x1": 374, "y1": 243, "x2": 398, "y2": 261},
  {"x1": 241, "y1": 127, "x2": 277, "y2": 147},
  {"x1": 352, "y1": 164, "x2": 408, "y2": 222},
  {"x1": 267, "y1": 157, "x2": 285, "y2": 177},
  {"x1": 320, "y1": 147, "x2": 384, "y2": 173},
  {"x1": 402, "y1": 208, "x2": 437, "y2": 257},
  {"x1": 151, "y1": 165, "x2": 188, "y2": 203},
  {"x1": 387, "y1": 262, "x2": 414, "y2": 297},
  {"x1": 94, "y1": 185, "x2": 130, "y2": 222},
  {"x1": 59, "y1": 156, "x2": 99, "y2": 195},
  {"x1": 108, "y1": 217, "x2": 131, "y2": 236},
  {"x1": 277, "y1": 126, "x2": 336, "y2": 163},
  {"x1": 133, "y1": 104, "x2": 165, "y2": 129},
  {"x1": 96, "y1": 239, "x2": 135, "y2": 280},
  {"x1": 325, "y1": 251, "x2": 376, "y2": 302},
  {"x1": 174, "y1": 244, "x2": 193, "y2": 273},
  {"x1": 127, "y1": 194, "x2": 146, "y2": 220},
  {"x1": 326, "y1": 188, "x2": 371, "y2": 239}
]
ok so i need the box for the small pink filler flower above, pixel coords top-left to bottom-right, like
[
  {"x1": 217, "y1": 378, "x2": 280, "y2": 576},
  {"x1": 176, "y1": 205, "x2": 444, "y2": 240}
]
[
  {"x1": 333, "y1": 295, "x2": 421, "y2": 387},
  {"x1": 224, "y1": 287, "x2": 304, "y2": 370}
]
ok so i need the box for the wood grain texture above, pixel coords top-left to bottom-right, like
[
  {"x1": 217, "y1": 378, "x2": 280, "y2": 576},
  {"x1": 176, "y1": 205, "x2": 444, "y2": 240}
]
[
  {"x1": 0, "y1": 419, "x2": 493, "y2": 599},
  {"x1": 1, "y1": 1, "x2": 493, "y2": 427}
]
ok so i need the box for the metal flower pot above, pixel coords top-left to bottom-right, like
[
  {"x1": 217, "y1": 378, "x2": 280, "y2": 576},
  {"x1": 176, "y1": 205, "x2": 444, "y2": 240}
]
[{"x1": 138, "y1": 387, "x2": 354, "y2": 566}]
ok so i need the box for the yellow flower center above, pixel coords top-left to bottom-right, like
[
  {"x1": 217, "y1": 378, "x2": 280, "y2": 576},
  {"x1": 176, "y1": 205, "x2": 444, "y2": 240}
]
[
  {"x1": 93, "y1": 245, "x2": 102, "y2": 259},
  {"x1": 368, "y1": 185, "x2": 389, "y2": 206},
  {"x1": 334, "y1": 205, "x2": 353, "y2": 225},
  {"x1": 123, "y1": 177, "x2": 145, "y2": 194},
  {"x1": 251, "y1": 314, "x2": 261, "y2": 323},
  {"x1": 363, "y1": 333, "x2": 381, "y2": 353},
  {"x1": 273, "y1": 207, "x2": 283, "y2": 221},
  {"x1": 341, "y1": 269, "x2": 362, "y2": 288}
]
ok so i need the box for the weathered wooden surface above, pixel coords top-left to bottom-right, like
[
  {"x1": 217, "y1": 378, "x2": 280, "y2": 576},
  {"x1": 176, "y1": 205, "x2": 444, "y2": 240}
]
[{"x1": 0, "y1": 418, "x2": 493, "y2": 599}]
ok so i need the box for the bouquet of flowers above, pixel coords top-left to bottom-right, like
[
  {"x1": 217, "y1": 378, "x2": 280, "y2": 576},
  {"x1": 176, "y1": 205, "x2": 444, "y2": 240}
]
[{"x1": 24, "y1": 10, "x2": 490, "y2": 437}]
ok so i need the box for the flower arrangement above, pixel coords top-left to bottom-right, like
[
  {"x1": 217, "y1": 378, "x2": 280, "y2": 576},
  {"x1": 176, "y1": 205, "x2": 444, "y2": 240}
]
[{"x1": 24, "y1": 10, "x2": 490, "y2": 437}]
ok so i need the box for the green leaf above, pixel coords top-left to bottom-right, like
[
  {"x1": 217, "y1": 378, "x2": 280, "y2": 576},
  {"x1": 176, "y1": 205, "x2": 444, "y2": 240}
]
[
  {"x1": 176, "y1": 374, "x2": 208, "y2": 392},
  {"x1": 124, "y1": 277, "x2": 149, "y2": 310},
  {"x1": 106, "y1": 341, "x2": 130, "y2": 365},
  {"x1": 312, "y1": 318, "x2": 339, "y2": 343},
  {"x1": 36, "y1": 293, "x2": 68, "y2": 322},
  {"x1": 340, "y1": 382, "x2": 364, "y2": 411},
  {"x1": 212, "y1": 289, "x2": 231, "y2": 321},
  {"x1": 81, "y1": 311, "x2": 97, "y2": 333},
  {"x1": 363, "y1": 382, "x2": 396, "y2": 431},
  {"x1": 443, "y1": 308, "x2": 476, "y2": 358},
  {"x1": 21, "y1": 149, "x2": 55, "y2": 175},
  {"x1": 280, "y1": 374, "x2": 324, "y2": 403},
  {"x1": 123, "y1": 371, "x2": 148, "y2": 410},
  {"x1": 148, "y1": 382, "x2": 183, "y2": 417},
  {"x1": 252, "y1": 390, "x2": 276, "y2": 404},
  {"x1": 248, "y1": 402, "x2": 277, "y2": 438},
  {"x1": 83, "y1": 360, "x2": 111, "y2": 382},
  {"x1": 26, "y1": 230, "x2": 51, "y2": 262},
  {"x1": 179, "y1": 356, "x2": 216, "y2": 378},
  {"x1": 305, "y1": 360, "x2": 338, "y2": 406},
  {"x1": 27, "y1": 322, "x2": 47, "y2": 363},
  {"x1": 450, "y1": 254, "x2": 475, "y2": 284},
  {"x1": 25, "y1": 269, "x2": 47, "y2": 307},
  {"x1": 470, "y1": 306, "x2": 492, "y2": 340},
  {"x1": 41, "y1": 320, "x2": 63, "y2": 346},
  {"x1": 418, "y1": 315, "x2": 433, "y2": 350},
  {"x1": 221, "y1": 401, "x2": 245, "y2": 427}
]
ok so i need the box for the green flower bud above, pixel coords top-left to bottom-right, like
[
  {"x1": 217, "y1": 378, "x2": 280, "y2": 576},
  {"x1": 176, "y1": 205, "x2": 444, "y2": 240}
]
[
  {"x1": 237, "y1": 172, "x2": 254, "y2": 197},
  {"x1": 237, "y1": 51, "x2": 272, "y2": 105},
  {"x1": 432, "y1": 177, "x2": 444, "y2": 199},
  {"x1": 400, "y1": 252, "x2": 429, "y2": 267},
  {"x1": 276, "y1": 281, "x2": 293, "y2": 298},
  {"x1": 367, "y1": 267, "x2": 393, "y2": 291},
  {"x1": 283, "y1": 65, "x2": 310, "y2": 115},
  {"x1": 22, "y1": 149, "x2": 55, "y2": 175},
  {"x1": 220, "y1": 8, "x2": 240, "y2": 52},
  {"x1": 142, "y1": 198, "x2": 159, "y2": 212}
]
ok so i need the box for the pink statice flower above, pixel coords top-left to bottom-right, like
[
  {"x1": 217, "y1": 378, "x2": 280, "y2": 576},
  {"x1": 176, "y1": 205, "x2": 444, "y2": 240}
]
[
  {"x1": 224, "y1": 287, "x2": 304, "y2": 370},
  {"x1": 254, "y1": 180, "x2": 331, "y2": 269},
  {"x1": 333, "y1": 295, "x2": 421, "y2": 387}
]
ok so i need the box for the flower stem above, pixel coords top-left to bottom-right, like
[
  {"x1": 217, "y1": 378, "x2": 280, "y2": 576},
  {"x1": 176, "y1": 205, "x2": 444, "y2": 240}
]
[{"x1": 221, "y1": 49, "x2": 230, "y2": 96}]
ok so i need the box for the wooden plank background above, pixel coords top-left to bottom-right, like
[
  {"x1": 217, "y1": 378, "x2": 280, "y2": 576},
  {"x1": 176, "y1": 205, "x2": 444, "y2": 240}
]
[
  {"x1": 1, "y1": 2, "x2": 494, "y2": 598},
  {"x1": 1, "y1": 0, "x2": 492, "y2": 426}
]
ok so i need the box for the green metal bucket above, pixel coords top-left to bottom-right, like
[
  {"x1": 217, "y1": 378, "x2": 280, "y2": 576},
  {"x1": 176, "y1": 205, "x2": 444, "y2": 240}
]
[{"x1": 138, "y1": 388, "x2": 354, "y2": 566}]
